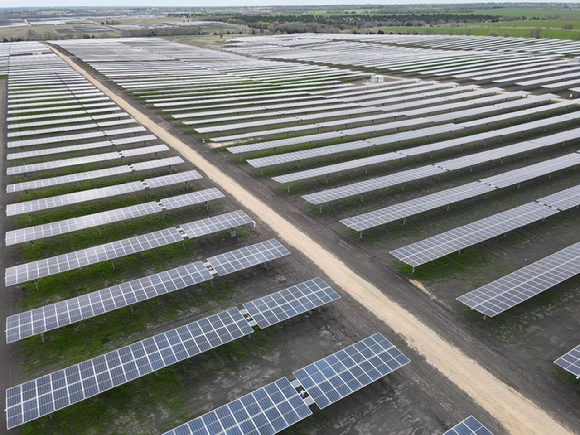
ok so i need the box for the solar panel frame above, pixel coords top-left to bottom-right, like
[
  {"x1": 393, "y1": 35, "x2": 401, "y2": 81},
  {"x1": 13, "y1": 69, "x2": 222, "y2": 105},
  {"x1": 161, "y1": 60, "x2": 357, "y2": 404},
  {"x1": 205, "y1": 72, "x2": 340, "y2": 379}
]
[
  {"x1": 340, "y1": 181, "x2": 496, "y2": 232},
  {"x1": 5, "y1": 201, "x2": 163, "y2": 246},
  {"x1": 5, "y1": 181, "x2": 145, "y2": 217},
  {"x1": 159, "y1": 188, "x2": 224, "y2": 210},
  {"x1": 144, "y1": 170, "x2": 202, "y2": 189}
]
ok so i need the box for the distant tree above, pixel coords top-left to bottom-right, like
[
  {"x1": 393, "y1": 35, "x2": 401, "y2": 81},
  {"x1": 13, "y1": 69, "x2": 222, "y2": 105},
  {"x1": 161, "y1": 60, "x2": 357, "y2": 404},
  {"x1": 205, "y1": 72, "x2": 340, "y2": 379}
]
[
  {"x1": 562, "y1": 24, "x2": 573, "y2": 30},
  {"x1": 377, "y1": 29, "x2": 384, "y2": 34}
]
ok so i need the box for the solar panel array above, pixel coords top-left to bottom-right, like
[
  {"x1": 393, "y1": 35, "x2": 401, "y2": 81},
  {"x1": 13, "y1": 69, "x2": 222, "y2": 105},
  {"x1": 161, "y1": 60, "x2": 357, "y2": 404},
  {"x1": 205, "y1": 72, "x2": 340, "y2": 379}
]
[
  {"x1": 6, "y1": 171, "x2": 203, "y2": 217},
  {"x1": 242, "y1": 277, "x2": 340, "y2": 328},
  {"x1": 179, "y1": 210, "x2": 254, "y2": 238},
  {"x1": 5, "y1": 227, "x2": 184, "y2": 286},
  {"x1": 390, "y1": 202, "x2": 559, "y2": 268},
  {"x1": 293, "y1": 333, "x2": 410, "y2": 409},
  {"x1": 207, "y1": 238, "x2": 291, "y2": 276},
  {"x1": 5, "y1": 308, "x2": 254, "y2": 429},
  {"x1": 341, "y1": 181, "x2": 496, "y2": 233},
  {"x1": 163, "y1": 332, "x2": 409, "y2": 435},
  {"x1": 443, "y1": 416, "x2": 494, "y2": 435},
  {"x1": 163, "y1": 377, "x2": 312, "y2": 435},
  {"x1": 457, "y1": 242, "x2": 580, "y2": 317},
  {"x1": 5, "y1": 201, "x2": 162, "y2": 246},
  {"x1": 6, "y1": 270, "x2": 348, "y2": 428},
  {"x1": 5, "y1": 261, "x2": 213, "y2": 343},
  {"x1": 554, "y1": 345, "x2": 580, "y2": 378}
]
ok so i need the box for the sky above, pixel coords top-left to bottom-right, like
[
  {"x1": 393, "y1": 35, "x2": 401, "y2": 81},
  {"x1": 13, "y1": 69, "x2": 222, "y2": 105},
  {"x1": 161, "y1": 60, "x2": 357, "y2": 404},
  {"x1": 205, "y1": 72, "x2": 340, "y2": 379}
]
[{"x1": 3, "y1": 0, "x2": 580, "y2": 7}]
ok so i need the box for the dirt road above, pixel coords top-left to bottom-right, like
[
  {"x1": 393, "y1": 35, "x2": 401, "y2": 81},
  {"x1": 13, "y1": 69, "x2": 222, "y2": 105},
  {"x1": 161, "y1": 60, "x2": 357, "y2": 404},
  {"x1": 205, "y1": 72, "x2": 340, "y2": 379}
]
[{"x1": 50, "y1": 46, "x2": 573, "y2": 435}]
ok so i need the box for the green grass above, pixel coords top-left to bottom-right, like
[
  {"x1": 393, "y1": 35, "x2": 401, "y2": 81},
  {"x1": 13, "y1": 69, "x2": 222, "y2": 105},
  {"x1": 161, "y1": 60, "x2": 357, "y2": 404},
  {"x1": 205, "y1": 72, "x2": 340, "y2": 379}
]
[
  {"x1": 21, "y1": 328, "x2": 273, "y2": 435},
  {"x1": 471, "y1": 7, "x2": 580, "y2": 19},
  {"x1": 20, "y1": 279, "x2": 236, "y2": 372},
  {"x1": 395, "y1": 247, "x2": 489, "y2": 282},
  {"x1": 377, "y1": 25, "x2": 580, "y2": 39}
]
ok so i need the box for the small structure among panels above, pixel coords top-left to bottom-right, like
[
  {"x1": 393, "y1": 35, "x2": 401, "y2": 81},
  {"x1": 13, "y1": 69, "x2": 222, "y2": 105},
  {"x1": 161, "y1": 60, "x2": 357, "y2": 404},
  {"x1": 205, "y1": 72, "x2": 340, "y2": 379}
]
[
  {"x1": 293, "y1": 333, "x2": 410, "y2": 409},
  {"x1": 243, "y1": 277, "x2": 340, "y2": 329},
  {"x1": 443, "y1": 416, "x2": 494, "y2": 435},
  {"x1": 207, "y1": 238, "x2": 290, "y2": 276},
  {"x1": 457, "y1": 241, "x2": 580, "y2": 317},
  {"x1": 162, "y1": 377, "x2": 313, "y2": 435},
  {"x1": 554, "y1": 345, "x2": 580, "y2": 379}
]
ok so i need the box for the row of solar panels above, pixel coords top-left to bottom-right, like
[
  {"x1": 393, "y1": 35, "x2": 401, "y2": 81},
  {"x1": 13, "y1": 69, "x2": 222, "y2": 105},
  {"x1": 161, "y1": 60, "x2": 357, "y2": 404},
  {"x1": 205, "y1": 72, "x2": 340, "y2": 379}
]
[
  {"x1": 6, "y1": 170, "x2": 202, "y2": 216},
  {"x1": 4, "y1": 204, "x2": 255, "y2": 287},
  {"x1": 5, "y1": 274, "x2": 345, "y2": 429}
]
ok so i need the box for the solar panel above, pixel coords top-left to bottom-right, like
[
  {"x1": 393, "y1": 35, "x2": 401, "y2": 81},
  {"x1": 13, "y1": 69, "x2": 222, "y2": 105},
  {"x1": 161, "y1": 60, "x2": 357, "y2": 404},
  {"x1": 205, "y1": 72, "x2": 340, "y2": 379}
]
[
  {"x1": 5, "y1": 308, "x2": 253, "y2": 429},
  {"x1": 302, "y1": 165, "x2": 446, "y2": 206},
  {"x1": 5, "y1": 201, "x2": 163, "y2": 246},
  {"x1": 293, "y1": 333, "x2": 410, "y2": 409},
  {"x1": 130, "y1": 156, "x2": 184, "y2": 171},
  {"x1": 444, "y1": 416, "x2": 494, "y2": 435},
  {"x1": 159, "y1": 188, "x2": 224, "y2": 210},
  {"x1": 243, "y1": 277, "x2": 340, "y2": 329},
  {"x1": 7, "y1": 166, "x2": 132, "y2": 193},
  {"x1": 481, "y1": 153, "x2": 580, "y2": 189},
  {"x1": 7, "y1": 151, "x2": 121, "y2": 175},
  {"x1": 7, "y1": 140, "x2": 113, "y2": 161},
  {"x1": 536, "y1": 184, "x2": 580, "y2": 211},
  {"x1": 457, "y1": 241, "x2": 580, "y2": 317},
  {"x1": 163, "y1": 377, "x2": 312, "y2": 435},
  {"x1": 6, "y1": 182, "x2": 145, "y2": 217},
  {"x1": 7, "y1": 126, "x2": 146, "y2": 148},
  {"x1": 119, "y1": 144, "x2": 168, "y2": 157},
  {"x1": 340, "y1": 182, "x2": 496, "y2": 233},
  {"x1": 390, "y1": 202, "x2": 559, "y2": 268},
  {"x1": 5, "y1": 261, "x2": 213, "y2": 343},
  {"x1": 144, "y1": 170, "x2": 202, "y2": 189},
  {"x1": 5, "y1": 227, "x2": 184, "y2": 286},
  {"x1": 179, "y1": 210, "x2": 253, "y2": 238},
  {"x1": 554, "y1": 345, "x2": 580, "y2": 378},
  {"x1": 207, "y1": 239, "x2": 290, "y2": 276}
]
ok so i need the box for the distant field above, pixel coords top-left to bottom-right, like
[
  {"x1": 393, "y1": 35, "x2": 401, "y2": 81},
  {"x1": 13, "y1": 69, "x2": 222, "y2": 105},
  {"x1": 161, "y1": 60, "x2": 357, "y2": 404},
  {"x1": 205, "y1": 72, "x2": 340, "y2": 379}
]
[
  {"x1": 376, "y1": 25, "x2": 580, "y2": 40},
  {"x1": 471, "y1": 7, "x2": 580, "y2": 19},
  {"x1": 487, "y1": 19, "x2": 580, "y2": 29}
]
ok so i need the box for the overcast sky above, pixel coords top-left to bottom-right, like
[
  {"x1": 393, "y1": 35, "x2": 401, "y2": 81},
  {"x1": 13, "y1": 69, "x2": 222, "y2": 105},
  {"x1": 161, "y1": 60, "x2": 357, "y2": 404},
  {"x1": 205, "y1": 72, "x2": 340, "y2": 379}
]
[{"x1": 3, "y1": 0, "x2": 580, "y2": 8}]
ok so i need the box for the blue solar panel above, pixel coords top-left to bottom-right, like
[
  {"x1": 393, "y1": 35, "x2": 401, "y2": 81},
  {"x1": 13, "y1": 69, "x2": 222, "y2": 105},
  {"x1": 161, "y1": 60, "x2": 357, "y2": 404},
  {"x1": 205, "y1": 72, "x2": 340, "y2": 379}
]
[
  {"x1": 243, "y1": 277, "x2": 340, "y2": 329},
  {"x1": 163, "y1": 377, "x2": 312, "y2": 435},
  {"x1": 554, "y1": 344, "x2": 580, "y2": 378},
  {"x1": 293, "y1": 333, "x2": 410, "y2": 409},
  {"x1": 5, "y1": 308, "x2": 253, "y2": 429},
  {"x1": 443, "y1": 415, "x2": 494, "y2": 435}
]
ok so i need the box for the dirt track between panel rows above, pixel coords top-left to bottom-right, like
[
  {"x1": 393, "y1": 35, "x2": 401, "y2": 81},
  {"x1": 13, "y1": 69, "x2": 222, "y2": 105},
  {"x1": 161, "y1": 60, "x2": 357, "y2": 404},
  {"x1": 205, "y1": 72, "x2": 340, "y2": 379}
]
[{"x1": 50, "y1": 45, "x2": 573, "y2": 435}]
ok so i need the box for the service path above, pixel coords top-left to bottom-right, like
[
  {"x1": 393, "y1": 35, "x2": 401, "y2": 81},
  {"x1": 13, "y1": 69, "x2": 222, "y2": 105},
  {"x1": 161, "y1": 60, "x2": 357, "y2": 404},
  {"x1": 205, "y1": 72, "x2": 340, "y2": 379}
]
[{"x1": 50, "y1": 45, "x2": 573, "y2": 435}]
